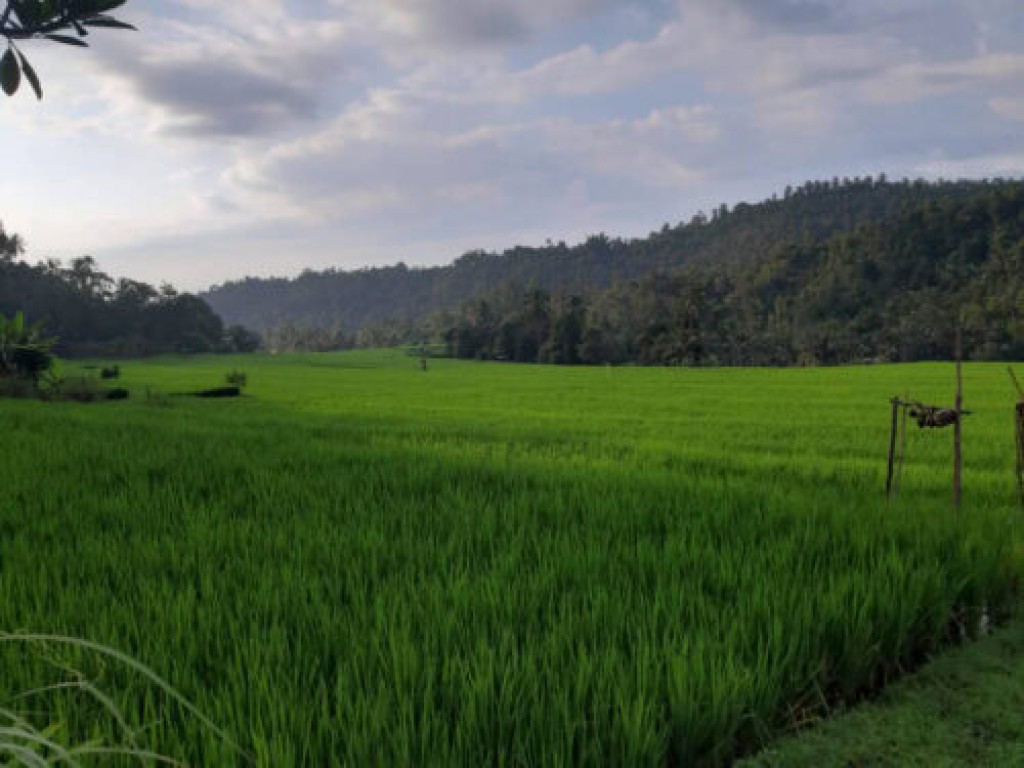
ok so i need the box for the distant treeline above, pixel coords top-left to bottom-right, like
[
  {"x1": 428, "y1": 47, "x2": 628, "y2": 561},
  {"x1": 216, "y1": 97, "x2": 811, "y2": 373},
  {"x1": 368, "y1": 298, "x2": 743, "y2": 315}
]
[
  {"x1": 433, "y1": 184, "x2": 1024, "y2": 365},
  {"x1": 0, "y1": 244, "x2": 258, "y2": 358},
  {"x1": 206, "y1": 177, "x2": 1015, "y2": 342}
]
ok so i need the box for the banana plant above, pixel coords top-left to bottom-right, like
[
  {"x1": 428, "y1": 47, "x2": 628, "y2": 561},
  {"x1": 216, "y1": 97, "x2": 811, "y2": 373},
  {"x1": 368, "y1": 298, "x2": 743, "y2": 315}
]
[
  {"x1": 1, "y1": 0, "x2": 135, "y2": 100},
  {"x1": 0, "y1": 311, "x2": 56, "y2": 383}
]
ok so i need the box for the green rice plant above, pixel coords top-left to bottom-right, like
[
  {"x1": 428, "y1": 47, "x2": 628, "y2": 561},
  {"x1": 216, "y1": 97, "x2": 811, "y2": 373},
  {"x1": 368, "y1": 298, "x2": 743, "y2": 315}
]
[
  {"x1": 0, "y1": 634, "x2": 251, "y2": 766},
  {"x1": 0, "y1": 351, "x2": 1019, "y2": 765}
]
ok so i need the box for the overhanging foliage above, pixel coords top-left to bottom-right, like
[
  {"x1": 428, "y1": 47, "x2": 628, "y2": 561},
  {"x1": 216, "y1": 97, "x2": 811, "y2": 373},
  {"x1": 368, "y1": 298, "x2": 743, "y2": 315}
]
[{"x1": 1, "y1": 0, "x2": 134, "y2": 99}]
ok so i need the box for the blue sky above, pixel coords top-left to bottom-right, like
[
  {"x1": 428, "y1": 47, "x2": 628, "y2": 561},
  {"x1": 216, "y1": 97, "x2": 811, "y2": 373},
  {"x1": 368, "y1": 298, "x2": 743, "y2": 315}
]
[{"x1": 1, "y1": 0, "x2": 1022, "y2": 290}]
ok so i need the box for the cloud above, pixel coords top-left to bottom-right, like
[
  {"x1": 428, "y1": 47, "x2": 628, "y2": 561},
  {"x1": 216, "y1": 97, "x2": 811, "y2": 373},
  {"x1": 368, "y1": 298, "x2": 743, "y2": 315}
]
[
  {"x1": 718, "y1": 0, "x2": 836, "y2": 29},
  {"x1": 85, "y1": 4, "x2": 353, "y2": 137},
  {"x1": 219, "y1": 89, "x2": 716, "y2": 244},
  {"x1": 505, "y1": 3, "x2": 906, "y2": 100},
  {"x1": 862, "y1": 54, "x2": 1024, "y2": 104},
  {"x1": 343, "y1": 0, "x2": 628, "y2": 47},
  {"x1": 104, "y1": 54, "x2": 318, "y2": 137},
  {"x1": 4, "y1": 0, "x2": 1024, "y2": 291},
  {"x1": 990, "y1": 97, "x2": 1024, "y2": 123},
  {"x1": 915, "y1": 152, "x2": 1024, "y2": 179}
]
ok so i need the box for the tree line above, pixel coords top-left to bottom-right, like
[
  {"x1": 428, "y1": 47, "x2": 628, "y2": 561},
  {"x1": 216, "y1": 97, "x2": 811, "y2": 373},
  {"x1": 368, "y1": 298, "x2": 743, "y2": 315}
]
[
  {"x1": 6, "y1": 177, "x2": 1021, "y2": 364},
  {"x1": 0, "y1": 233, "x2": 258, "y2": 357},
  {"x1": 207, "y1": 177, "x2": 1014, "y2": 338},
  {"x1": 431, "y1": 183, "x2": 1024, "y2": 366}
]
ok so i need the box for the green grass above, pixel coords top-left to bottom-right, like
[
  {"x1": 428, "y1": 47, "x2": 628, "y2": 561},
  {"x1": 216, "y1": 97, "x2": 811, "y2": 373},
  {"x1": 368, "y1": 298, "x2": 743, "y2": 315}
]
[
  {"x1": 742, "y1": 615, "x2": 1024, "y2": 767},
  {"x1": 0, "y1": 350, "x2": 1020, "y2": 765}
]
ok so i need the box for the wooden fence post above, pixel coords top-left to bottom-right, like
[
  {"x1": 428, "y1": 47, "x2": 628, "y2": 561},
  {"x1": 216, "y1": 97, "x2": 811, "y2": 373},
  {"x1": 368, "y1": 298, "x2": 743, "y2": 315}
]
[
  {"x1": 1016, "y1": 401, "x2": 1024, "y2": 511},
  {"x1": 1010, "y1": 368, "x2": 1024, "y2": 510},
  {"x1": 886, "y1": 397, "x2": 899, "y2": 500}
]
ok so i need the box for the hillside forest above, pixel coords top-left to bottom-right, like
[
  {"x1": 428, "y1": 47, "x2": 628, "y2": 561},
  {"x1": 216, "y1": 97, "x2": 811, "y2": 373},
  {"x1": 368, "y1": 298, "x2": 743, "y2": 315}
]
[{"x1": 206, "y1": 177, "x2": 1024, "y2": 365}]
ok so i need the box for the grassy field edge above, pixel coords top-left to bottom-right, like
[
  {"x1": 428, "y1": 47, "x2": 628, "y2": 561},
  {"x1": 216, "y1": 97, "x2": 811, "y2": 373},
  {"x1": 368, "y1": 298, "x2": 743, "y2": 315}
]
[{"x1": 742, "y1": 609, "x2": 1024, "y2": 766}]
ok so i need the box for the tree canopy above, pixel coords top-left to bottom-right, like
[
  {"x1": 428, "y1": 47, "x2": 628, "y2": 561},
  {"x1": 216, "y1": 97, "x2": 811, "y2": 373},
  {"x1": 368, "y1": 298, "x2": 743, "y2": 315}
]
[
  {"x1": 1, "y1": 0, "x2": 134, "y2": 99},
  {"x1": 0, "y1": 243, "x2": 256, "y2": 357},
  {"x1": 435, "y1": 183, "x2": 1024, "y2": 366},
  {"x1": 206, "y1": 177, "x2": 1020, "y2": 347}
]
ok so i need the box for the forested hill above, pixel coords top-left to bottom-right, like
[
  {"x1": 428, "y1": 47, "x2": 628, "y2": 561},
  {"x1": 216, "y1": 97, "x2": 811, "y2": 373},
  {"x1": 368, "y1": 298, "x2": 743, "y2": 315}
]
[
  {"x1": 440, "y1": 183, "x2": 1024, "y2": 366},
  {"x1": 204, "y1": 177, "x2": 1011, "y2": 335}
]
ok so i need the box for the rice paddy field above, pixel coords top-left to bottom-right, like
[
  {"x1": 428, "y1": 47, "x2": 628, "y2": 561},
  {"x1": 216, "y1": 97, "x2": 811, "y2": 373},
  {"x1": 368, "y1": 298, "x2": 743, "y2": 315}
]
[{"x1": 0, "y1": 350, "x2": 1021, "y2": 766}]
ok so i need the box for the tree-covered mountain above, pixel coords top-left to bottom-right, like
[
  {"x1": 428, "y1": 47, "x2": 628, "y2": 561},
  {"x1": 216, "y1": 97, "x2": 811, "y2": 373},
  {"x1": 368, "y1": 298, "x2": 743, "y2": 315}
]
[
  {"x1": 437, "y1": 182, "x2": 1024, "y2": 366},
  {"x1": 0, "y1": 241, "x2": 257, "y2": 357},
  {"x1": 204, "y1": 177, "x2": 1012, "y2": 337}
]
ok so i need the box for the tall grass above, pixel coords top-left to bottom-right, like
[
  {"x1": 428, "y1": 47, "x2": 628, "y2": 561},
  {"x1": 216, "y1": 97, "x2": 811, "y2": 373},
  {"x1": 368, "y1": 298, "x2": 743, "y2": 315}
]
[{"x1": 0, "y1": 352, "x2": 1019, "y2": 764}]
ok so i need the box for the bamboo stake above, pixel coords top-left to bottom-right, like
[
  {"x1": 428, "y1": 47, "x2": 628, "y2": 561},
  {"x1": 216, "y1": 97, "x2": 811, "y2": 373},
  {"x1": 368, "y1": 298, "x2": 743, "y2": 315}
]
[
  {"x1": 886, "y1": 397, "x2": 899, "y2": 499},
  {"x1": 895, "y1": 400, "x2": 909, "y2": 497},
  {"x1": 1016, "y1": 402, "x2": 1024, "y2": 511}
]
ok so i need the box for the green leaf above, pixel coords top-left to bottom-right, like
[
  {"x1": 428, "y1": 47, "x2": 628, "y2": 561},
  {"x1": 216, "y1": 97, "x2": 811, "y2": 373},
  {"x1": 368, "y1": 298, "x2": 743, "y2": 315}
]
[
  {"x1": 1, "y1": 49, "x2": 21, "y2": 97},
  {"x1": 15, "y1": 49, "x2": 42, "y2": 100},
  {"x1": 43, "y1": 34, "x2": 90, "y2": 47},
  {"x1": 11, "y1": 1, "x2": 44, "y2": 27}
]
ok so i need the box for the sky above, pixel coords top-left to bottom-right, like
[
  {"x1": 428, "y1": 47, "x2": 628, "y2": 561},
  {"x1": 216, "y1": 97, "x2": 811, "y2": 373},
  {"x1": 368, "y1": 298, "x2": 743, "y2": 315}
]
[{"x1": 1, "y1": 0, "x2": 1022, "y2": 291}]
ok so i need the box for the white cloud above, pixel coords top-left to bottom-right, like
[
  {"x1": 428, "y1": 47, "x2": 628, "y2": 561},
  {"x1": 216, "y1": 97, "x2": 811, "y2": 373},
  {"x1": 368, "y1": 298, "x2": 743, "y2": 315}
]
[
  {"x1": 221, "y1": 91, "x2": 715, "y2": 234},
  {"x1": 340, "y1": 0, "x2": 627, "y2": 47}
]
